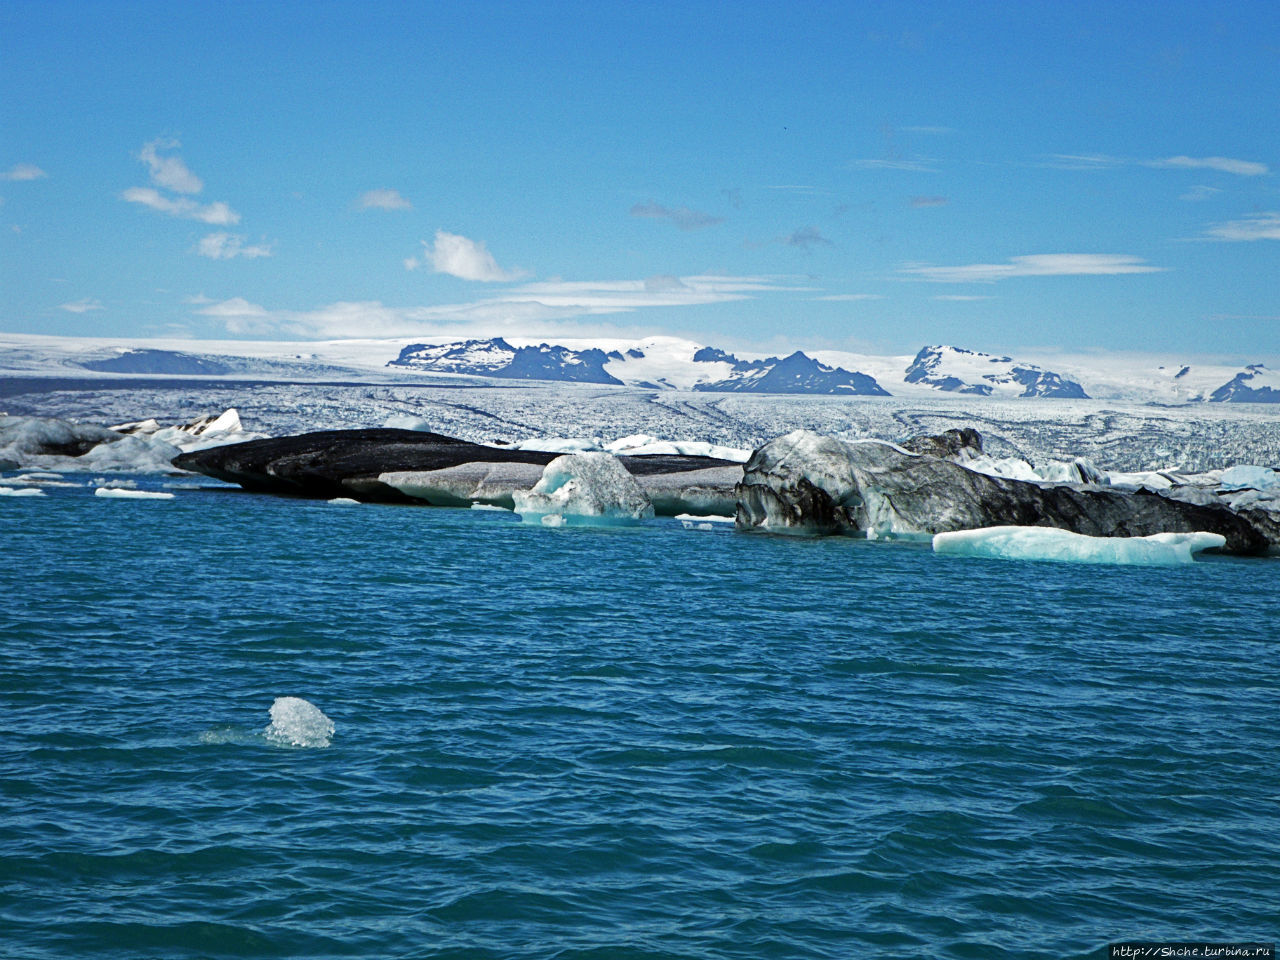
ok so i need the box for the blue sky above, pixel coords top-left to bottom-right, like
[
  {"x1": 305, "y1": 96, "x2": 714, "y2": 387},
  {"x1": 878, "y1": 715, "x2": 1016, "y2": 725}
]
[{"x1": 2, "y1": 0, "x2": 1278, "y2": 359}]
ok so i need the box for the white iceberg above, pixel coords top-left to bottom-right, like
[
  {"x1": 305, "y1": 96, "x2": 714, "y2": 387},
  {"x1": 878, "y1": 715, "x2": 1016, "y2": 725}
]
[
  {"x1": 94, "y1": 487, "x2": 175, "y2": 500},
  {"x1": 513, "y1": 452, "x2": 654, "y2": 526},
  {"x1": 263, "y1": 696, "x2": 334, "y2": 748},
  {"x1": 933, "y1": 526, "x2": 1226, "y2": 566},
  {"x1": 326, "y1": 497, "x2": 361, "y2": 505},
  {"x1": 0, "y1": 486, "x2": 45, "y2": 497}
]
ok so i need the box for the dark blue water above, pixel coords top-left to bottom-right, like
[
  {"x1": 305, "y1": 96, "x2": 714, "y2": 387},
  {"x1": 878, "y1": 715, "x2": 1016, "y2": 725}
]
[{"x1": 2, "y1": 480, "x2": 1277, "y2": 959}]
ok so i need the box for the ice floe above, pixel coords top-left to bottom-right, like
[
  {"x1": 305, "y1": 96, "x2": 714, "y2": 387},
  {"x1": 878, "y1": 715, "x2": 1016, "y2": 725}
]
[
  {"x1": 326, "y1": 497, "x2": 361, "y2": 505},
  {"x1": 0, "y1": 486, "x2": 45, "y2": 497},
  {"x1": 513, "y1": 452, "x2": 654, "y2": 526},
  {"x1": 94, "y1": 487, "x2": 175, "y2": 500},
  {"x1": 933, "y1": 526, "x2": 1226, "y2": 566},
  {"x1": 263, "y1": 696, "x2": 334, "y2": 748}
]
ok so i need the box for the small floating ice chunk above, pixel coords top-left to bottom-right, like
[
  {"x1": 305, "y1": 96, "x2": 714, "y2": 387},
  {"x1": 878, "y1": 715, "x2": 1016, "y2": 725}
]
[
  {"x1": 263, "y1": 696, "x2": 334, "y2": 748},
  {"x1": 513, "y1": 452, "x2": 654, "y2": 526},
  {"x1": 933, "y1": 526, "x2": 1227, "y2": 566},
  {"x1": 0, "y1": 486, "x2": 45, "y2": 497},
  {"x1": 674, "y1": 513, "x2": 735, "y2": 523},
  {"x1": 94, "y1": 487, "x2": 175, "y2": 500},
  {"x1": 326, "y1": 497, "x2": 361, "y2": 505}
]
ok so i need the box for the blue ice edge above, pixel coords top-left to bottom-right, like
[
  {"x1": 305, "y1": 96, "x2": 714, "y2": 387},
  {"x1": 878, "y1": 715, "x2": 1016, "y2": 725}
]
[{"x1": 933, "y1": 526, "x2": 1227, "y2": 566}]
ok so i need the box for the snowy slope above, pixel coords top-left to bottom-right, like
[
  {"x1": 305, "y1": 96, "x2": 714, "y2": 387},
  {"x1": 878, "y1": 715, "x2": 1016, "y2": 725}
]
[
  {"x1": 902, "y1": 346, "x2": 1089, "y2": 398},
  {"x1": 389, "y1": 336, "x2": 889, "y2": 395}
]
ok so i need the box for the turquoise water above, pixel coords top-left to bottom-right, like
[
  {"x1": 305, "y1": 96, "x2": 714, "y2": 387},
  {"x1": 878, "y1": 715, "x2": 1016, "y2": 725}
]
[{"x1": 2, "y1": 480, "x2": 1278, "y2": 959}]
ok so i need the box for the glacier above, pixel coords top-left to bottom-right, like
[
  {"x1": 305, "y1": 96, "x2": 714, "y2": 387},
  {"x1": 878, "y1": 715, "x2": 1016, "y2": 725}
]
[
  {"x1": 933, "y1": 526, "x2": 1227, "y2": 566},
  {"x1": 513, "y1": 453, "x2": 655, "y2": 526}
]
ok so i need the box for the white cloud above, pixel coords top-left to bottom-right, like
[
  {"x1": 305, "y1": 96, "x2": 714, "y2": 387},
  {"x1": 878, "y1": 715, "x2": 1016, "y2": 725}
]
[
  {"x1": 139, "y1": 139, "x2": 204, "y2": 193},
  {"x1": 1203, "y1": 212, "x2": 1280, "y2": 241},
  {"x1": 630, "y1": 201, "x2": 724, "y2": 231},
  {"x1": 60, "y1": 298, "x2": 104, "y2": 313},
  {"x1": 901, "y1": 253, "x2": 1164, "y2": 283},
  {"x1": 425, "y1": 230, "x2": 527, "y2": 282},
  {"x1": 0, "y1": 163, "x2": 47, "y2": 181},
  {"x1": 1152, "y1": 155, "x2": 1269, "y2": 177},
  {"x1": 403, "y1": 256, "x2": 421, "y2": 271},
  {"x1": 122, "y1": 186, "x2": 240, "y2": 225},
  {"x1": 191, "y1": 275, "x2": 809, "y2": 338},
  {"x1": 195, "y1": 232, "x2": 273, "y2": 259},
  {"x1": 810, "y1": 294, "x2": 885, "y2": 301},
  {"x1": 359, "y1": 188, "x2": 412, "y2": 210}
]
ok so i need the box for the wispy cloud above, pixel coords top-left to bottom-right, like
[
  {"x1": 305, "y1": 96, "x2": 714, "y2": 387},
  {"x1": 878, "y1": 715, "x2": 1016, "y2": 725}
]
[
  {"x1": 810, "y1": 294, "x2": 885, "y2": 301},
  {"x1": 630, "y1": 201, "x2": 724, "y2": 231},
  {"x1": 138, "y1": 138, "x2": 203, "y2": 193},
  {"x1": 0, "y1": 163, "x2": 47, "y2": 181},
  {"x1": 122, "y1": 187, "x2": 241, "y2": 225},
  {"x1": 910, "y1": 195, "x2": 949, "y2": 208},
  {"x1": 195, "y1": 232, "x2": 274, "y2": 259},
  {"x1": 852, "y1": 158, "x2": 937, "y2": 172},
  {"x1": 781, "y1": 225, "x2": 831, "y2": 249},
  {"x1": 901, "y1": 253, "x2": 1164, "y2": 283},
  {"x1": 1203, "y1": 212, "x2": 1280, "y2": 241},
  {"x1": 1042, "y1": 153, "x2": 1124, "y2": 171},
  {"x1": 1044, "y1": 153, "x2": 1269, "y2": 177},
  {"x1": 1180, "y1": 185, "x2": 1222, "y2": 202},
  {"x1": 60, "y1": 297, "x2": 104, "y2": 313},
  {"x1": 192, "y1": 275, "x2": 809, "y2": 337},
  {"x1": 411, "y1": 230, "x2": 528, "y2": 282},
  {"x1": 359, "y1": 188, "x2": 411, "y2": 211},
  {"x1": 1151, "y1": 155, "x2": 1269, "y2": 177}
]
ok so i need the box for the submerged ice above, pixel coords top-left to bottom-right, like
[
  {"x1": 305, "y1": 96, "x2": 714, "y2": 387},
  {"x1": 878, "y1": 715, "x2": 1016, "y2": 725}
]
[
  {"x1": 263, "y1": 697, "x2": 334, "y2": 748},
  {"x1": 513, "y1": 452, "x2": 654, "y2": 526},
  {"x1": 933, "y1": 526, "x2": 1226, "y2": 566}
]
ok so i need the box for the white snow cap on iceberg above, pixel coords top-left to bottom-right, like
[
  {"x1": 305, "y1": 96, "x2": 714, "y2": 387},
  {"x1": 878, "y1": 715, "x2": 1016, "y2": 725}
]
[
  {"x1": 933, "y1": 526, "x2": 1226, "y2": 566},
  {"x1": 513, "y1": 452, "x2": 654, "y2": 526}
]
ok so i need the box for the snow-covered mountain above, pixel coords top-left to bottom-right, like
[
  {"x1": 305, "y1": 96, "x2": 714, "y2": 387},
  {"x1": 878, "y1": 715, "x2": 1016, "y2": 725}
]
[
  {"x1": 3, "y1": 331, "x2": 1279, "y2": 405},
  {"x1": 389, "y1": 337, "x2": 890, "y2": 395},
  {"x1": 689, "y1": 348, "x2": 889, "y2": 395},
  {"x1": 389, "y1": 338, "x2": 625, "y2": 385},
  {"x1": 1207, "y1": 364, "x2": 1280, "y2": 403},
  {"x1": 903, "y1": 345, "x2": 1089, "y2": 399}
]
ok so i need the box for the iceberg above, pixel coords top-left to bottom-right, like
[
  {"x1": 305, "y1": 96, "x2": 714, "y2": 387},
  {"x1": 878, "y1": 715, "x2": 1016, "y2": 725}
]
[
  {"x1": 263, "y1": 696, "x2": 334, "y2": 748},
  {"x1": 513, "y1": 452, "x2": 654, "y2": 526},
  {"x1": 735, "y1": 429, "x2": 1269, "y2": 553},
  {"x1": 933, "y1": 526, "x2": 1226, "y2": 566}
]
